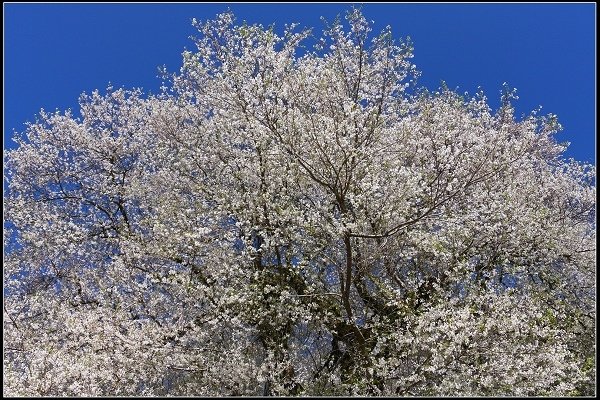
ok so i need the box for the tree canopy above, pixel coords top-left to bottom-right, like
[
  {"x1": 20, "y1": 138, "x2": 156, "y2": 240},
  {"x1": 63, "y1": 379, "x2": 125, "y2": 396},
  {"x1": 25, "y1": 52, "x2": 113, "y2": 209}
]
[{"x1": 3, "y1": 10, "x2": 595, "y2": 396}]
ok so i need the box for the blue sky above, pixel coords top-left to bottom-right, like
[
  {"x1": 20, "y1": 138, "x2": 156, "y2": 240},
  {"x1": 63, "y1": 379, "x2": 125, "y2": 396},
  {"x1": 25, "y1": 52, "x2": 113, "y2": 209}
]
[{"x1": 4, "y1": 3, "x2": 596, "y2": 163}]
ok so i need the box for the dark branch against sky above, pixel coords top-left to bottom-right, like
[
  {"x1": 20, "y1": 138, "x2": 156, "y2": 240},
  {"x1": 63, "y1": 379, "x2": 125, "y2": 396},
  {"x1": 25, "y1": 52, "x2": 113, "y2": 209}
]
[{"x1": 3, "y1": 3, "x2": 595, "y2": 163}]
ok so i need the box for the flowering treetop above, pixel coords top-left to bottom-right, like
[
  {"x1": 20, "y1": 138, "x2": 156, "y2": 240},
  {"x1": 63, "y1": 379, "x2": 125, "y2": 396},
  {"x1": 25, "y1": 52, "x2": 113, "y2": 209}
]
[{"x1": 3, "y1": 9, "x2": 595, "y2": 396}]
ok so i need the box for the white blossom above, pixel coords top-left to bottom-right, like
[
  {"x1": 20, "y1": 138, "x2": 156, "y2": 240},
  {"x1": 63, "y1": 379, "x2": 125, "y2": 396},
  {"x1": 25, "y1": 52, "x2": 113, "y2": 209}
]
[{"x1": 4, "y1": 9, "x2": 595, "y2": 397}]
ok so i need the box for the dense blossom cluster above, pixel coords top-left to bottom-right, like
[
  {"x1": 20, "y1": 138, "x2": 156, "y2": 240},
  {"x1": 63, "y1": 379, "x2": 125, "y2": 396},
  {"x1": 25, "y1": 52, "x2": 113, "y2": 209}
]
[{"x1": 4, "y1": 10, "x2": 595, "y2": 396}]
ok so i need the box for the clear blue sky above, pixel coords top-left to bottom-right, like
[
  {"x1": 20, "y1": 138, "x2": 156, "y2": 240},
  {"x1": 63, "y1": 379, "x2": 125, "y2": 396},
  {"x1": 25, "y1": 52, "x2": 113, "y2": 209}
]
[{"x1": 4, "y1": 3, "x2": 596, "y2": 163}]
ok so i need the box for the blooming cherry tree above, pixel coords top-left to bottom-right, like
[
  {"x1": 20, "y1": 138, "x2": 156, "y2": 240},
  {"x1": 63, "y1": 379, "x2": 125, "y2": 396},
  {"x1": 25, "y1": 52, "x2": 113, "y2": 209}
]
[{"x1": 4, "y1": 10, "x2": 595, "y2": 396}]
